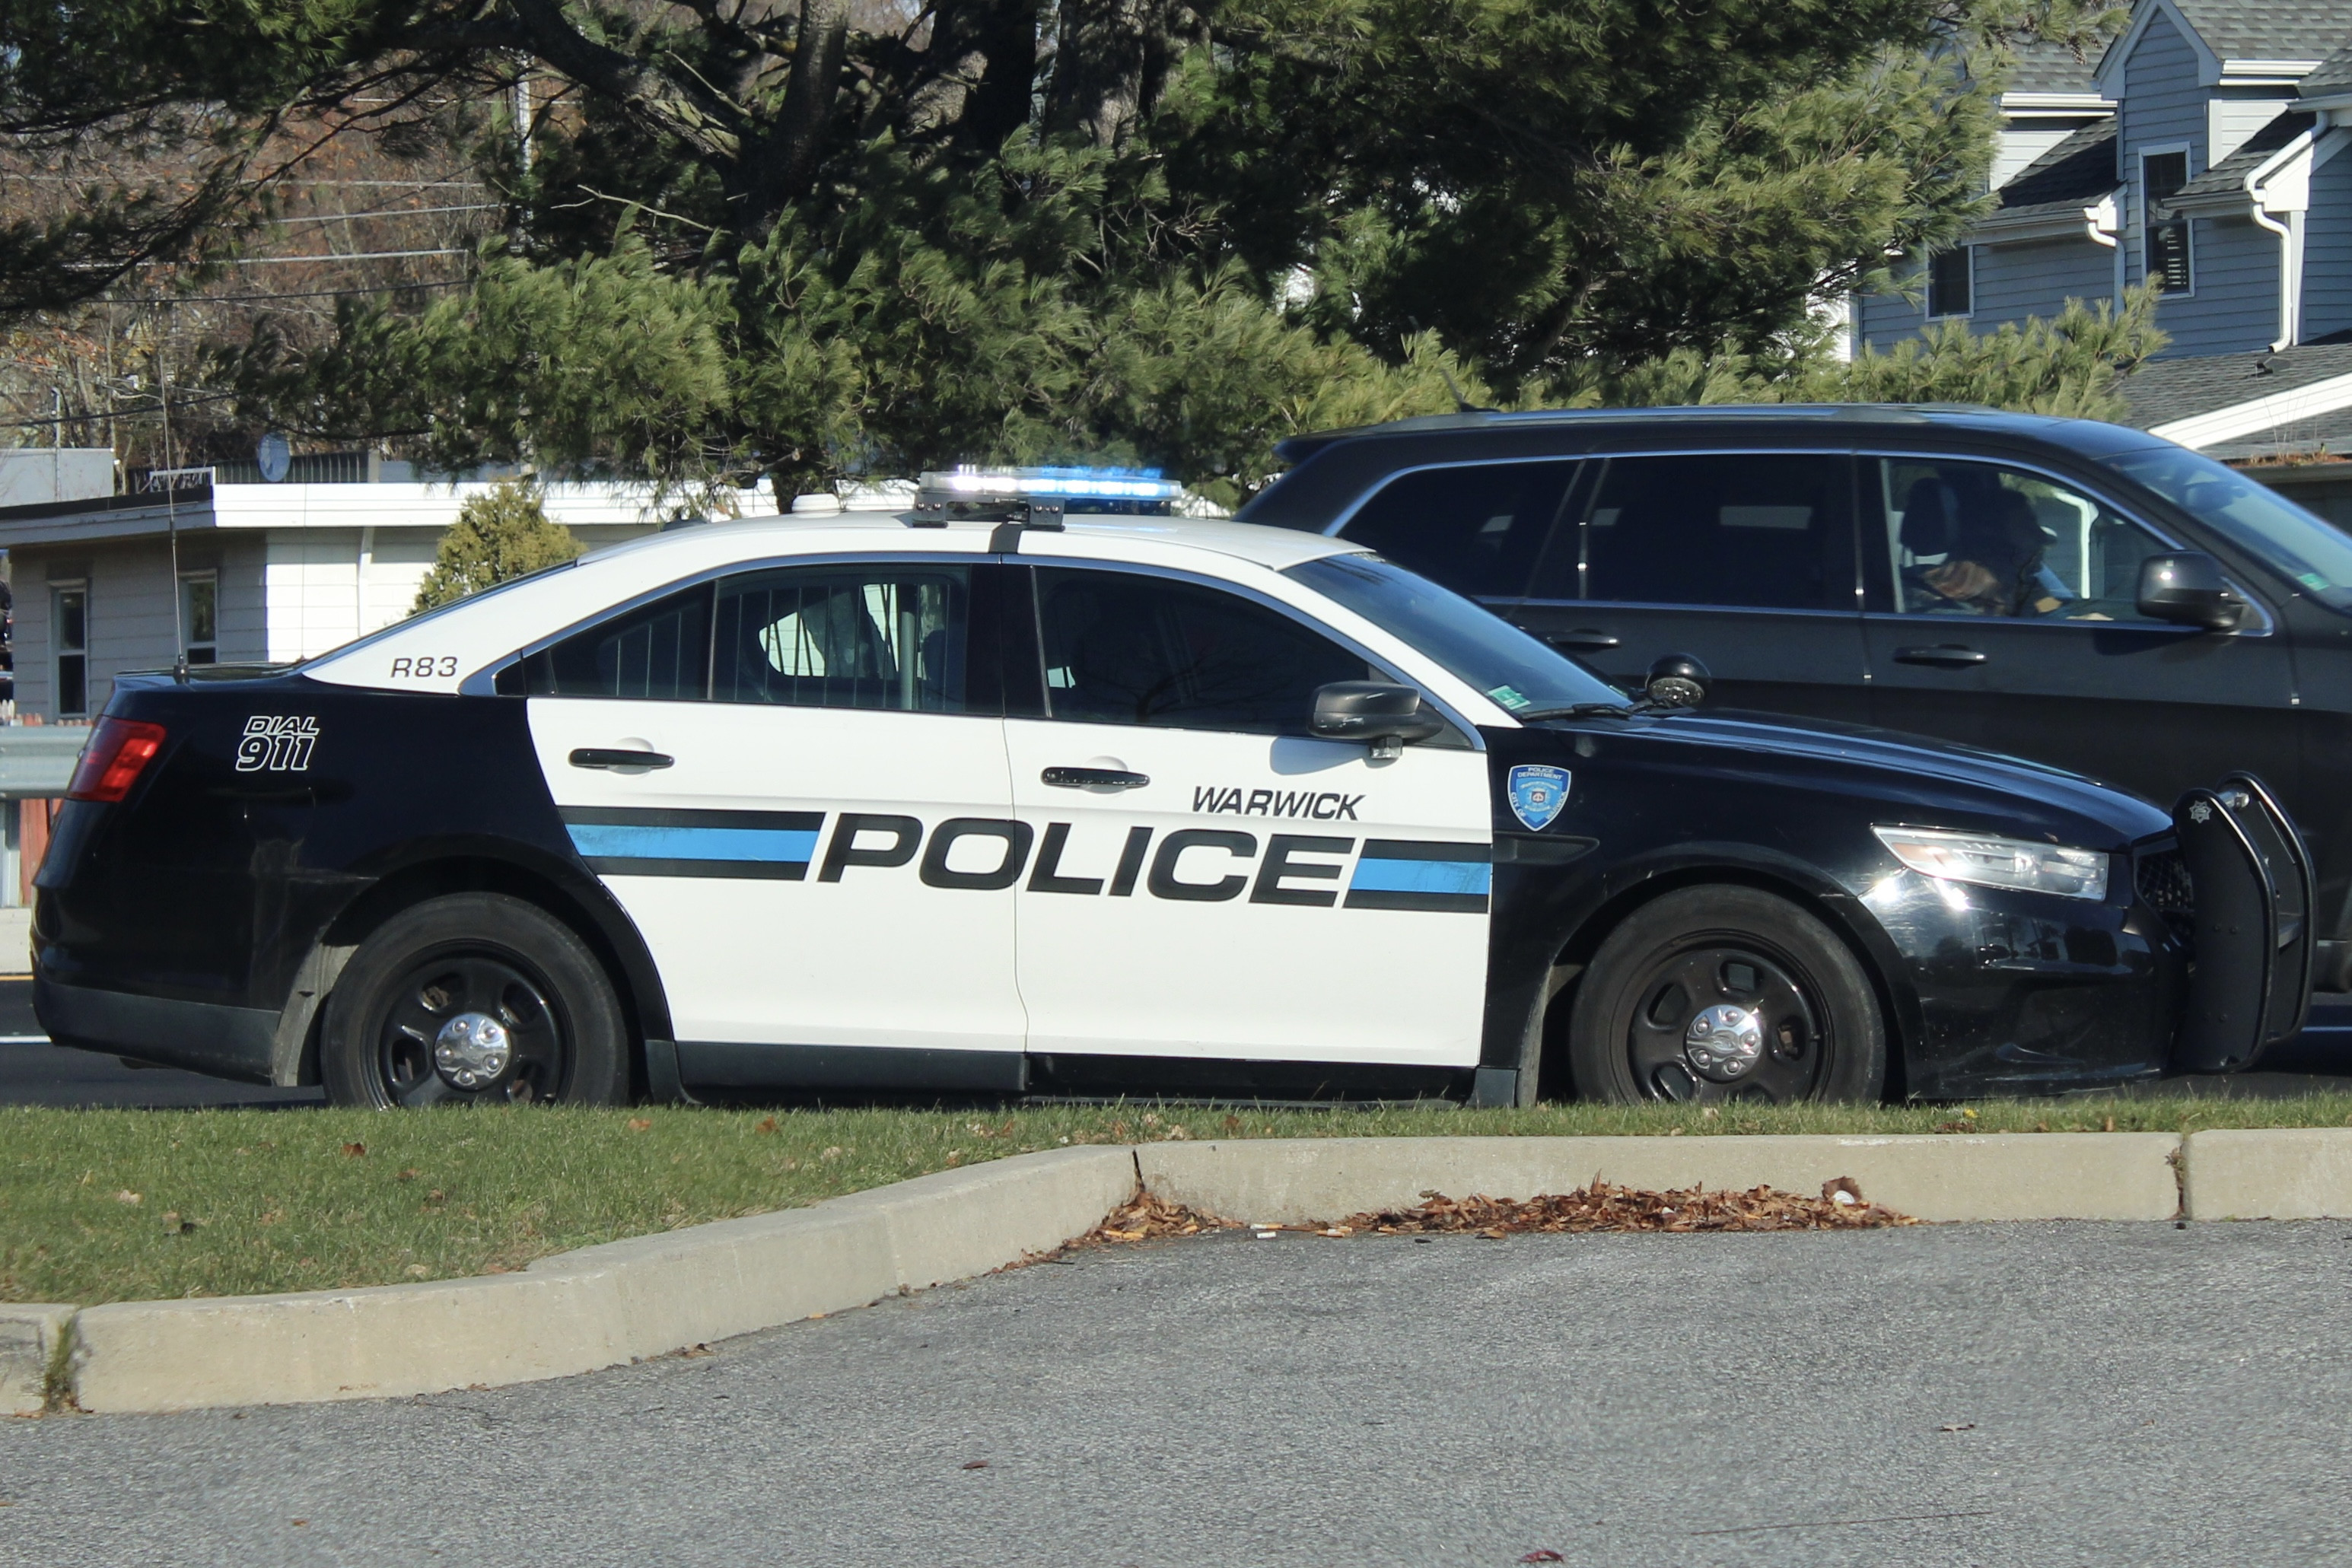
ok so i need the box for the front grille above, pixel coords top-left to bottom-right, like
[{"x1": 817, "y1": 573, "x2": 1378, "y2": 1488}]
[{"x1": 2136, "y1": 844, "x2": 2194, "y2": 943}]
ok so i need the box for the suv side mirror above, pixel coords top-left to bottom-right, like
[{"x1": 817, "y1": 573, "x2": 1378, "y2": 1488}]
[
  {"x1": 1311, "y1": 682, "x2": 1447, "y2": 757},
  {"x1": 2137, "y1": 552, "x2": 2246, "y2": 631}
]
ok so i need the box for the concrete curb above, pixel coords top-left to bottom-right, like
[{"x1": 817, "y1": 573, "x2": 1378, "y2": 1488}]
[
  {"x1": 69, "y1": 1146, "x2": 1137, "y2": 1414},
  {"x1": 1137, "y1": 1134, "x2": 2185, "y2": 1224},
  {"x1": 1, "y1": 1304, "x2": 73, "y2": 1417},
  {"x1": 2183, "y1": 1127, "x2": 2352, "y2": 1219},
  {"x1": 30, "y1": 1128, "x2": 2352, "y2": 1416}
]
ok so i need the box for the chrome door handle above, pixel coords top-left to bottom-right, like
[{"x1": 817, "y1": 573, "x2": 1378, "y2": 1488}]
[
  {"x1": 1042, "y1": 766, "x2": 1150, "y2": 789},
  {"x1": 1545, "y1": 629, "x2": 1622, "y2": 651},
  {"x1": 570, "y1": 747, "x2": 675, "y2": 769},
  {"x1": 1891, "y1": 645, "x2": 1988, "y2": 667}
]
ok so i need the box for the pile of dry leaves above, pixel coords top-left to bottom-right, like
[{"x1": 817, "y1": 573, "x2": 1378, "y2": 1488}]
[
  {"x1": 1338, "y1": 1178, "x2": 1919, "y2": 1236},
  {"x1": 1068, "y1": 1178, "x2": 1917, "y2": 1249}
]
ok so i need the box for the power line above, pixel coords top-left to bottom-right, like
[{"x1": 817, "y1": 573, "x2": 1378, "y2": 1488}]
[
  {"x1": 103, "y1": 278, "x2": 474, "y2": 305},
  {"x1": 0, "y1": 390, "x2": 238, "y2": 432},
  {"x1": 274, "y1": 204, "x2": 501, "y2": 224},
  {"x1": 224, "y1": 246, "x2": 473, "y2": 265}
]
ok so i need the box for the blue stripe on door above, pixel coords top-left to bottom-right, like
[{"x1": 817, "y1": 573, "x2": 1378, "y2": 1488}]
[
  {"x1": 1343, "y1": 843, "x2": 1491, "y2": 912},
  {"x1": 559, "y1": 808, "x2": 826, "y2": 880},
  {"x1": 566, "y1": 823, "x2": 820, "y2": 864},
  {"x1": 1346, "y1": 856, "x2": 1493, "y2": 897}
]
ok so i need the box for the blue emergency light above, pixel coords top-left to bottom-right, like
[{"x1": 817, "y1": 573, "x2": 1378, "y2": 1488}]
[{"x1": 912, "y1": 465, "x2": 1186, "y2": 523}]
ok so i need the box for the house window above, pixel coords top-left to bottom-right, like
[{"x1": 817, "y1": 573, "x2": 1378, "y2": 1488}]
[
  {"x1": 2143, "y1": 151, "x2": 2192, "y2": 294},
  {"x1": 179, "y1": 572, "x2": 217, "y2": 665},
  {"x1": 1925, "y1": 248, "x2": 1973, "y2": 319},
  {"x1": 53, "y1": 583, "x2": 86, "y2": 718}
]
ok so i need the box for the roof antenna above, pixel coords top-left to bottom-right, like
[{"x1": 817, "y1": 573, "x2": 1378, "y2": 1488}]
[
  {"x1": 156, "y1": 328, "x2": 187, "y2": 685},
  {"x1": 1438, "y1": 367, "x2": 1493, "y2": 415}
]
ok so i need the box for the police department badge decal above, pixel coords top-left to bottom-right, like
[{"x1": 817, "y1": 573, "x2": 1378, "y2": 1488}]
[{"x1": 1507, "y1": 765, "x2": 1570, "y2": 832}]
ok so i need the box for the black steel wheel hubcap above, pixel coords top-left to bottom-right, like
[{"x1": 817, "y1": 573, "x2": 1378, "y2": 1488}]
[
  {"x1": 1622, "y1": 938, "x2": 1828, "y2": 1105},
  {"x1": 376, "y1": 950, "x2": 568, "y2": 1106}
]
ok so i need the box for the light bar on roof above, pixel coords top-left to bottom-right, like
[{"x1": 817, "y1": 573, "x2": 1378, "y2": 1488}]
[{"x1": 920, "y1": 465, "x2": 1187, "y2": 503}]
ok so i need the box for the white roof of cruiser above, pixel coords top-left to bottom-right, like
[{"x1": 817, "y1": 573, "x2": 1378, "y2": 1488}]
[{"x1": 302, "y1": 510, "x2": 1373, "y2": 698}]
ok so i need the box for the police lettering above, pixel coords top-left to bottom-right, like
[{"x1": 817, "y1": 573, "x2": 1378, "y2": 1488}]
[
  {"x1": 1190, "y1": 786, "x2": 1361, "y2": 820},
  {"x1": 810, "y1": 813, "x2": 1356, "y2": 905}
]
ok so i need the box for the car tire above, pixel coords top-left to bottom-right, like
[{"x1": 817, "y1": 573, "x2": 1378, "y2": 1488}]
[
  {"x1": 321, "y1": 892, "x2": 629, "y2": 1108},
  {"x1": 1567, "y1": 886, "x2": 1886, "y2": 1105}
]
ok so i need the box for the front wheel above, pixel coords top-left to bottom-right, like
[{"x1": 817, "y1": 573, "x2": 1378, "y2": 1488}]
[
  {"x1": 1567, "y1": 886, "x2": 1885, "y2": 1105},
  {"x1": 321, "y1": 892, "x2": 629, "y2": 1108}
]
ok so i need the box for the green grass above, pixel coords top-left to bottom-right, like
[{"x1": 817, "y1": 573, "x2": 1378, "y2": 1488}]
[{"x1": 9, "y1": 1093, "x2": 2352, "y2": 1306}]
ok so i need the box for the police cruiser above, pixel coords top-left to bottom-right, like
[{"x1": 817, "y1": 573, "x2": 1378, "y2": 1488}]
[{"x1": 33, "y1": 468, "x2": 2315, "y2": 1107}]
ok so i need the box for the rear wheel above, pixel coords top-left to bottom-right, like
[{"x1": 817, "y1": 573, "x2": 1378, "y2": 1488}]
[
  {"x1": 1567, "y1": 886, "x2": 1885, "y2": 1105},
  {"x1": 321, "y1": 892, "x2": 628, "y2": 1108}
]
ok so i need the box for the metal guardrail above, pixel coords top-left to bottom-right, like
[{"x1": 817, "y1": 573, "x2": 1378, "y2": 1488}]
[{"x1": 0, "y1": 729, "x2": 88, "y2": 799}]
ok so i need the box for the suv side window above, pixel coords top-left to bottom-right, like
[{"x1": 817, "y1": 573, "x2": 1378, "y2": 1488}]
[
  {"x1": 1336, "y1": 462, "x2": 1577, "y2": 599},
  {"x1": 713, "y1": 564, "x2": 971, "y2": 711},
  {"x1": 1033, "y1": 567, "x2": 1371, "y2": 734},
  {"x1": 1870, "y1": 457, "x2": 2172, "y2": 622},
  {"x1": 1545, "y1": 452, "x2": 1854, "y2": 609},
  {"x1": 509, "y1": 584, "x2": 713, "y2": 699}
]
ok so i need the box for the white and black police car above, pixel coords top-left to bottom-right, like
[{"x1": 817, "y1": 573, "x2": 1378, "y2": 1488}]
[{"x1": 33, "y1": 469, "x2": 2316, "y2": 1107}]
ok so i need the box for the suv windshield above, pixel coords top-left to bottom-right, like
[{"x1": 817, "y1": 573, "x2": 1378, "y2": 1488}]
[
  {"x1": 2103, "y1": 446, "x2": 2352, "y2": 612},
  {"x1": 1286, "y1": 552, "x2": 1624, "y2": 713}
]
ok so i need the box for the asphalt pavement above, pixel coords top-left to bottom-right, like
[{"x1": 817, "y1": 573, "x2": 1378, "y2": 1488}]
[{"x1": 5, "y1": 1220, "x2": 2350, "y2": 1566}]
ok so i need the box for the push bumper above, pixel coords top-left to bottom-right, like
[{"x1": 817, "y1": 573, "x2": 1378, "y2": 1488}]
[{"x1": 2171, "y1": 772, "x2": 2315, "y2": 1073}]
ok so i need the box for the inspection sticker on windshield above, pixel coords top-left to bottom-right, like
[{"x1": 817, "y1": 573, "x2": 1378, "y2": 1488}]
[
  {"x1": 1507, "y1": 765, "x2": 1570, "y2": 832},
  {"x1": 1488, "y1": 684, "x2": 1532, "y2": 711}
]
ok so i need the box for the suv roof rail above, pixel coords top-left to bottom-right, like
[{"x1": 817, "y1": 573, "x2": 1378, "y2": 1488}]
[{"x1": 1272, "y1": 401, "x2": 2016, "y2": 463}]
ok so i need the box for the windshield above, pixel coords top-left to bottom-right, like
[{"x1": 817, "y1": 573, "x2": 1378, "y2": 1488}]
[
  {"x1": 2102, "y1": 446, "x2": 2352, "y2": 612},
  {"x1": 1286, "y1": 552, "x2": 1624, "y2": 713}
]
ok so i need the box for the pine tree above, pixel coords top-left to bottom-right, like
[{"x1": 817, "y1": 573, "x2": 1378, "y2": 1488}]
[
  {"x1": 411, "y1": 482, "x2": 584, "y2": 614},
  {"x1": 0, "y1": 0, "x2": 2132, "y2": 498}
]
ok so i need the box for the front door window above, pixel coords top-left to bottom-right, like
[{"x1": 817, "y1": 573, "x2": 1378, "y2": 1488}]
[{"x1": 1873, "y1": 458, "x2": 2173, "y2": 622}]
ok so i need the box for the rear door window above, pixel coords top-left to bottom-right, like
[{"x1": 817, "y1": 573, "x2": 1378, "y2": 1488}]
[
  {"x1": 1335, "y1": 462, "x2": 1577, "y2": 599},
  {"x1": 1552, "y1": 452, "x2": 1854, "y2": 609},
  {"x1": 713, "y1": 565, "x2": 971, "y2": 711}
]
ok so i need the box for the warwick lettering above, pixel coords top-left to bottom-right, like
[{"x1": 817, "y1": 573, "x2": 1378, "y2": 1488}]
[{"x1": 1191, "y1": 786, "x2": 1363, "y2": 820}]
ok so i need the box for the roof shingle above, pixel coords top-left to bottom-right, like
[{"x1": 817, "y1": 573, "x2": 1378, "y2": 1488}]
[
  {"x1": 2119, "y1": 339, "x2": 2352, "y2": 430},
  {"x1": 2169, "y1": 109, "x2": 2315, "y2": 202},
  {"x1": 1994, "y1": 122, "x2": 2118, "y2": 217},
  {"x1": 2001, "y1": 38, "x2": 2106, "y2": 96},
  {"x1": 2170, "y1": 0, "x2": 2352, "y2": 62}
]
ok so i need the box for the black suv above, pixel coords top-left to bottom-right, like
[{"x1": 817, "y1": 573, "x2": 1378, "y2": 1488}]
[{"x1": 1238, "y1": 405, "x2": 2352, "y2": 997}]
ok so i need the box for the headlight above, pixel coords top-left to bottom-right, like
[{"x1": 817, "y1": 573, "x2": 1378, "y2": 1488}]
[{"x1": 1872, "y1": 826, "x2": 2109, "y2": 902}]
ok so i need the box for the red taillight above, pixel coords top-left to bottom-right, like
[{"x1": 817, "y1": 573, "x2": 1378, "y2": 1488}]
[{"x1": 67, "y1": 718, "x2": 168, "y2": 803}]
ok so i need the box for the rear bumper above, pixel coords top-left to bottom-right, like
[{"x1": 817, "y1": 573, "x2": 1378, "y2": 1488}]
[{"x1": 33, "y1": 971, "x2": 278, "y2": 1084}]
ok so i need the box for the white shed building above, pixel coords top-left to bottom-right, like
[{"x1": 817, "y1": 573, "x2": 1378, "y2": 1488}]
[{"x1": 0, "y1": 478, "x2": 709, "y2": 720}]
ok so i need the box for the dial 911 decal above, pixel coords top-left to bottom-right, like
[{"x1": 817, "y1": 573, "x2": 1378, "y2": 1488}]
[{"x1": 235, "y1": 715, "x2": 319, "y2": 773}]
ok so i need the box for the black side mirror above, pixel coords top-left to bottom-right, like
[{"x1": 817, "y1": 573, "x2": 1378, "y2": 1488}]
[
  {"x1": 2137, "y1": 552, "x2": 2245, "y2": 631},
  {"x1": 1310, "y1": 682, "x2": 1447, "y2": 756},
  {"x1": 1644, "y1": 654, "x2": 1711, "y2": 709}
]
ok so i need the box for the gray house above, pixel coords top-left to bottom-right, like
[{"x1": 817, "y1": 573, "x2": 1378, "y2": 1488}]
[{"x1": 1855, "y1": 1, "x2": 2352, "y2": 504}]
